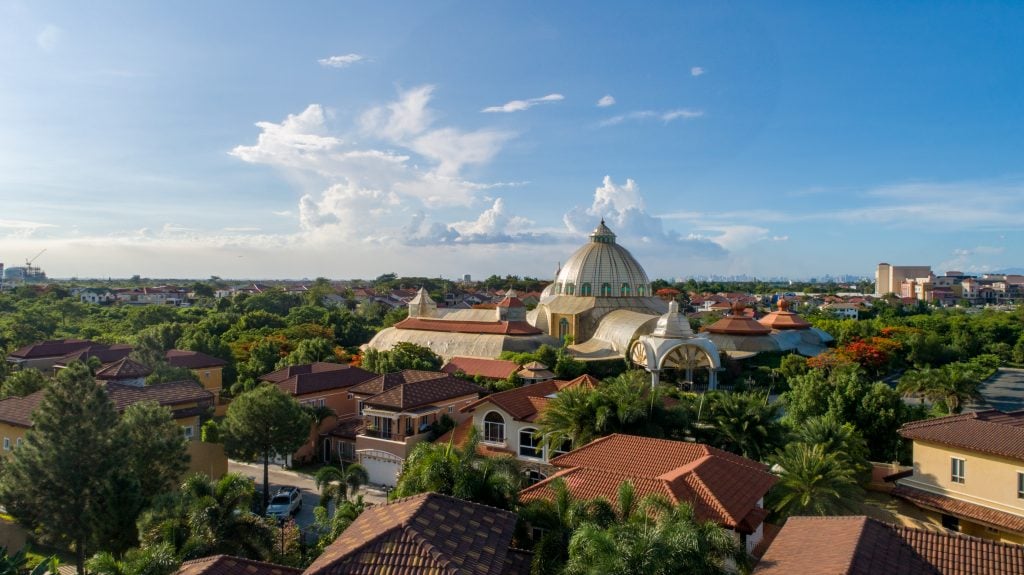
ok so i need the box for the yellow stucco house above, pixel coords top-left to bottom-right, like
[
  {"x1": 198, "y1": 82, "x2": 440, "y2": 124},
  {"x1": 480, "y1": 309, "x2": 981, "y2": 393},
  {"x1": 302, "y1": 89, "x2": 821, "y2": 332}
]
[{"x1": 895, "y1": 410, "x2": 1024, "y2": 544}]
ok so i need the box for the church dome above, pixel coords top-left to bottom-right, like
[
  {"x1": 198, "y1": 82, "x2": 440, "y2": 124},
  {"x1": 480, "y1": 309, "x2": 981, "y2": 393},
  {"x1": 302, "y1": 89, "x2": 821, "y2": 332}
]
[{"x1": 552, "y1": 221, "x2": 652, "y2": 298}]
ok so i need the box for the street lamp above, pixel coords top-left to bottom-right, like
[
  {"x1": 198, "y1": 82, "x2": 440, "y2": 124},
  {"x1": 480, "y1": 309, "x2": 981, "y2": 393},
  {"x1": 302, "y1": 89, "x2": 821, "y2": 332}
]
[{"x1": 278, "y1": 517, "x2": 287, "y2": 556}]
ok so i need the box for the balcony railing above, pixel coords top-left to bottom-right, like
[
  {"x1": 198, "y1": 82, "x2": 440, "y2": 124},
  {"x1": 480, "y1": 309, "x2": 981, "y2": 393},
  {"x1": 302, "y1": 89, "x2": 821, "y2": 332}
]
[{"x1": 362, "y1": 428, "x2": 401, "y2": 441}]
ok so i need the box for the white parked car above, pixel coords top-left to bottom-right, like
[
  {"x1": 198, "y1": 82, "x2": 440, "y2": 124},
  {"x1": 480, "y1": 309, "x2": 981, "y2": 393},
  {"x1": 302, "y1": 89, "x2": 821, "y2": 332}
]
[{"x1": 266, "y1": 486, "x2": 302, "y2": 519}]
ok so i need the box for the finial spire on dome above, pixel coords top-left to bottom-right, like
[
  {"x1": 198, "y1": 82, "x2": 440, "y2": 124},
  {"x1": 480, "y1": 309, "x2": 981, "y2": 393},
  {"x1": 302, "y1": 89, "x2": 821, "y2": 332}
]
[{"x1": 590, "y1": 219, "x2": 616, "y2": 244}]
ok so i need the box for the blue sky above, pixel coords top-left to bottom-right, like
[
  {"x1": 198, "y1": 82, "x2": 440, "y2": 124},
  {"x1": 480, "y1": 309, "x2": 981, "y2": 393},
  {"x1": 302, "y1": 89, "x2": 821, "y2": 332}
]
[{"x1": 1, "y1": 1, "x2": 1023, "y2": 280}]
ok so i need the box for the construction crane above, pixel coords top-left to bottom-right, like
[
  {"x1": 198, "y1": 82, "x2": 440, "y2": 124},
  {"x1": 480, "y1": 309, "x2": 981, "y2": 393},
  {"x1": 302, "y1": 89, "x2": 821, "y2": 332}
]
[{"x1": 25, "y1": 248, "x2": 46, "y2": 267}]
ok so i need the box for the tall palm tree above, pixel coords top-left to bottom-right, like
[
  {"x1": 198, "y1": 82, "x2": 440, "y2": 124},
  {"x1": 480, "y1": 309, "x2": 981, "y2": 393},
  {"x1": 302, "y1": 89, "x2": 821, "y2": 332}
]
[
  {"x1": 897, "y1": 363, "x2": 986, "y2": 414},
  {"x1": 768, "y1": 443, "x2": 864, "y2": 519},
  {"x1": 312, "y1": 496, "x2": 366, "y2": 554},
  {"x1": 137, "y1": 473, "x2": 276, "y2": 561},
  {"x1": 562, "y1": 494, "x2": 744, "y2": 575},
  {"x1": 705, "y1": 392, "x2": 785, "y2": 461},
  {"x1": 394, "y1": 426, "x2": 522, "y2": 509},
  {"x1": 314, "y1": 463, "x2": 369, "y2": 508},
  {"x1": 519, "y1": 478, "x2": 612, "y2": 575},
  {"x1": 793, "y1": 414, "x2": 871, "y2": 479},
  {"x1": 537, "y1": 385, "x2": 600, "y2": 454}
]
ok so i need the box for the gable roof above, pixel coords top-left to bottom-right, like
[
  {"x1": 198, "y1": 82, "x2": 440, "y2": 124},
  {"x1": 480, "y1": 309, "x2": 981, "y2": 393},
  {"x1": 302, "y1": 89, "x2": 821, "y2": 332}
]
[
  {"x1": 0, "y1": 380, "x2": 213, "y2": 429},
  {"x1": 519, "y1": 434, "x2": 776, "y2": 533},
  {"x1": 362, "y1": 374, "x2": 483, "y2": 411},
  {"x1": 441, "y1": 357, "x2": 519, "y2": 380},
  {"x1": 394, "y1": 317, "x2": 542, "y2": 336},
  {"x1": 349, "y1": 369, "x2": 449, "y2": 396},
  {"x1": 753, "y1": 516, "x2": 1024, "y2": 575},
  {"x1": 7, "y1": 339, "x2": 95, "y2": 360},
  {"x1": 304, "y1": 492, "x2": 528, "y2": 575},
  {"x1": 260, "y1": 362, "x2": 376, "y2": 396},
  {"x1": 166, "y1": 349, "x2": 228, "y2": 369},
  {"x1": 898, "y1": 409, "x2": 1024, "y2": 461},
  {"x1": 54, "y1": 344, "x2": 132, "y2": 366},
  {"x1": 176, "y1": 555, "x2": 301, "y2": 575},
  {"x1": 93, "y1": 357, "x2": 152, "y2": 381},
  {"x1": 459, "y1": 375, "x2": 598, "y2": 422}
]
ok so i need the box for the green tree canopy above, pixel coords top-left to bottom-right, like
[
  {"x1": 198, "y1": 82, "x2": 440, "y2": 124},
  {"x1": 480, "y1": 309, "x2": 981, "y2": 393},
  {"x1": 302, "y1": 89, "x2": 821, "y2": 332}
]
[
  {"x1": 0, "y1": 368, "x2": 48, "y2": 398},
  {"x1": 361, "y1": 342, "x2": 442, "y2": 374}
]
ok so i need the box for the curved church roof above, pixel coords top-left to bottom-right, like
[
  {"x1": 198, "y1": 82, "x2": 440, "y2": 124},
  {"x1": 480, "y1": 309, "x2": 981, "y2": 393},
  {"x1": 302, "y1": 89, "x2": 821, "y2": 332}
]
[{"x1": 552, "y1": 221, "x2": 652, "y2": 298}]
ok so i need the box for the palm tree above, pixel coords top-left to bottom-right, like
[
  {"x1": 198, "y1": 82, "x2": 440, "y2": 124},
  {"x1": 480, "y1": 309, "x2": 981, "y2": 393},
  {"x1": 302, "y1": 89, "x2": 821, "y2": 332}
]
[
  {"x1": 138, "y1": 473, "x2": 276, "y2": 561},
  {"x1": 897, "y1": 363, "x2": 986, "y2": 414},
  {"x1": 314, "y1": 463, "x2": 369, "y2": 508},
  {"x1": 519, "y1": 478, "x2": 615, "y2": 575},
  {"x1": 537, "y1": 385, "x2": 600, "y2": 454},
  {"x1": 394, "y1": 426, "x2": 522, "y2": 509},
  {"x1": 794, "y1": 414, "x2": 871, "y2": 479},
  {"x1": 705, "y1": 392, "x2": 785, "y2": 461},
  {"x1": 768, "y1": 443, "x2": 864, "y2": 519},
  {"x1": 562, "y1": 494, "x2": 744, "y2": 575},
  {"x1": 311, "y1": 495, "x2": 366, "y2": 553},
  {"x1": 87, "y1": 544, "x2": 178, "y2": 575}
]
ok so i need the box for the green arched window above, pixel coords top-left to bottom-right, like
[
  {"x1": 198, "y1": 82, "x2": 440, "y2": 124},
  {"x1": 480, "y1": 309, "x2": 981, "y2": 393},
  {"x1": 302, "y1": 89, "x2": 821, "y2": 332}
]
[
  {"x1": 600, "y1": 283, "x2": 612, "y2": 297},
  {"x1": 566, "y1": 282, "x2": 575, "y2": 295},
  {"x1": 636, "y1": 285, "x2": 645, "y2": 296},
  {"x1": 580, "y1": 283, "x2": 592, "y2": 296},
  {"x1": 558, "y1": 318, "x2": 570, "y2": 341},
  {"x1": 621, "y1": 283, "x2": 631, "y2": 296}
]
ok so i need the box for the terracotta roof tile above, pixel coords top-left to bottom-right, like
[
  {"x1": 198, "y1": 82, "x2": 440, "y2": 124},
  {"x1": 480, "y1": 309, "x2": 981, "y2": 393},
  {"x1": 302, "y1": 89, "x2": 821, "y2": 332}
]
[
  {"x1": 519, "y1": 434, "x2": 776, "y2": 533},
  {"x1": 705, "y1": 302, "x2": 772, "y2": 335},
  {"x1": 362, "y1": 374, "x2": 482, "y2": 411},
  {"x1": 394, "y1": 318, "x2": 542, "y2": 335},
  {"x1": 441, "y1": 357, "x2": 519, "y2": 380},
  {"x1": 54, "y1": 344, "x2": 132, "y2": 366},
  {"x1": 94, "y1": 357, "x2": 152, "y2": 380},
  {"x1": 0, "y1": 380, "x2": 212, "y2": 428},
  {"x1": 757, "y1": 299, "x2": 813, "y2": 330},
  {"x1": 7, "y1": 339, "x2": 95, "y2": 360},
  {"x1": 753, "y1": 515, "x2": 1024, "y2": 575},
  {"x1": 460, "y1": 375, "x2": 597, "y2": 423},
  {"x1": 898, "y1": 410, "x2": 1024, "y2": 461},
  {"x1": 176, "y1": 555, "x2": 301, "y2": 575},
  {"x1": 261, "y1": 363, "x2": 376, "y2": 397},
  {"x1": 892, "y1": 485, "x2": 1024, "y2": 534},
  {"x1": 166, "y1": 349, "x2": 228, "y2": 369},
  {"x1": 304, "y1": 492, "x2": 520, "y2": 575},
  {"x1": 349, "y1": 370, "x2": 449, "y2": 396}
]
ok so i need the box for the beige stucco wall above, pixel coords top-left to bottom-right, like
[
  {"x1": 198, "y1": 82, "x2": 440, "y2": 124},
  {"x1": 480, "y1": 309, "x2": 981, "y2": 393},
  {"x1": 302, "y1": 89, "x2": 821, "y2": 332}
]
[
  {"x1": 904, "y1": 440, "x2": 1024, "y2": 517},
  {"x1": 0, "y1": 423, "x2": 27, "y2": 457},
  {"x1": 471, "y1": 403, "x2": 560, "y2": 471},
  {"x1": 191, "y1": 366, "x2": 223, "y2": 394}
]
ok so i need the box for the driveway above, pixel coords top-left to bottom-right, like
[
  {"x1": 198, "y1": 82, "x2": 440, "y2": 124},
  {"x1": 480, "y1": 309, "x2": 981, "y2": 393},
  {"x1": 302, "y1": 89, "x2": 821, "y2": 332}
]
[{"x1": 966, "y1": 367, "x2": 1024, "y2": 413}]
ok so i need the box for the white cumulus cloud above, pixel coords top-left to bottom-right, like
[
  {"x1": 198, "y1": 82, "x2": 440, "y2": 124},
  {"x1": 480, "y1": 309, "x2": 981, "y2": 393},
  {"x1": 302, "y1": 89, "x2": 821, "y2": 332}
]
[
  {"x1": 482, "y1": 93, "x2": 564, "y2": 113},
  {"x1": 318, "y1": 54, "x2": 364, "y2": 68},
  {"x1": 597, "y1": 95, "x2": 616, "y2": 108}
]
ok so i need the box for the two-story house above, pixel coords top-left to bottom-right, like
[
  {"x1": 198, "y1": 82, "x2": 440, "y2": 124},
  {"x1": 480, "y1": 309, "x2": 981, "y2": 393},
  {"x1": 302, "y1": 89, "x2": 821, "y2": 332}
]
[
  {"x1": 438, "y1": 375, "x2": 598, "y2": 485},
  {"x1": 0, "y1": 375, "x2": 224, "y2": 478},
  {"x1": 519, "y1": 433, "x2": 777, "y2": 555},
  {"x1": 166, "y1": 350, "x2": 229, "y2": 403},
  {"x1": 347, "y1": 370, "x2": 483, "y2": 486},
  {"x1": 259, "y1": 362, "x2": 377, "y2": 465},
  {"x1": 895, "y1": 410, "x2": 1024, "y2": 543}
]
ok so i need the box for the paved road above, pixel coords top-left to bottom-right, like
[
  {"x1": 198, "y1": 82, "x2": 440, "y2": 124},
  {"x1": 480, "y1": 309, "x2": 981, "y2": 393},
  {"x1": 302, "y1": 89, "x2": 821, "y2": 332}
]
[{"x1": 967, "y1": 367, "x2": 1024, "y2": 412}]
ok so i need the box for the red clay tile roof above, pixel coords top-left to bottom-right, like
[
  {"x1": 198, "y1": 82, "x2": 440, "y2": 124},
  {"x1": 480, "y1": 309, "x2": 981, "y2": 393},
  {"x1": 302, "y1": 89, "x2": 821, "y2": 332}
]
[
  {"x1": 442, "y1": 357, "x2": 519, "y2": 380},
  {"x1": 54, "y1": 344, "x2": 132, "y2": 366},
  {"x1": 94, "y1": 357, "x2": 152, "y2": 380},
  {"x1": 496, "y1": 296, "x2": 524, "y2": 308},
  {"x1": 519, "y1": 434, "x2": 776, "y2": 533},
  {"x1": 394, "y1": 317, "x2": 542, "y2": 335},
  {"x1": 7, "y1": 338, "x2": 95, "y2": 359},
  {"x1": 0, "y1": 380, "x2": 212, "y2": 429},
  {"x1": 899, "y1": 410, "x2": 1024, "y2": 461},
  {"x1": 166, "y1": 349, "x2": 228, "y2": 369},
  {"x1": 261, "y1": 363, "x2": 376, "y2": 397},
  {"x1": 176, "y1": 555, "x2": 301, "y2": 575},
  {"x1": 753, "y1": 515, "x2": 1024, "y2": 575},
  {"x1": 892, "y1": 485, "x2": 1024, "y2": 534},
  {"x1": 757, "y1": 299, "x2": 812, "y2": 330},
  {"x1": 362, "y1": 375, "x2": 482, "y2": 411},
  {"x1": 349, "y1": 370, "x2": 448, "y2": 396},
  {"x1": 460, "y1": 375, "x2": 597, "y2": 423},
  {"x1": 304, "y1": 492, "x2": 521, "y2": 575},
  {"x1": 704, "y1": 303, "x2": 772, "y2": 335}
]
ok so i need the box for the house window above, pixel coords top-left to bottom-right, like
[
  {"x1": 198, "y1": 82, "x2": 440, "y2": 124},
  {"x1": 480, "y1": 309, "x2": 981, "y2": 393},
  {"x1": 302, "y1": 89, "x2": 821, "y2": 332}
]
[
  {"x1": 182, "y1": 425, "x2": 194, "y2": 439},
  {"x1": 3, "y1": 438, "x2": 10, "y2": 450},
  {"x1": 358, "y1": 401, "x2": 365, "y2": 415},
  {"x1": 580, "y1": 283, "x2": 592, "y2": 296},
  {"x1": 600, "y1": 283, "x2": 612, "y2": 297},
  {"x1": 941, "y1": 514, "x2": 960, "y2": 532},
  {"x1": 553, "y1": 439, "x2": 572, "y2": 457},
  {"x1": 519, "y1": 428, "x2": 541, "y2": 459},
  {"x1": 951, "y1": 457, "x2": 965, "y2": 484},
  {"x1": 523, "y1": 469, "x2": 547, "y2": 486},
  {"x1": 448, "y1": 405, "x2": 454, "y2": 414},
  {"x1": 347, "y1": 393, "x2": 354, "y2": 400},
  {"x1": 1018, "y1": 472, "x2": 1024, "y2": 499},
  {"x1": 483, "y1": 411, "x2": 506, "y2": 443}
]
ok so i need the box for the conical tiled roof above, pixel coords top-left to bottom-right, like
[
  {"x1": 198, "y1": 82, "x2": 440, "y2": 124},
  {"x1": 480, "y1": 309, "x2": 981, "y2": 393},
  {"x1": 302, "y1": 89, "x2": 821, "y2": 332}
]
[
  {"x1": 758, "y1": 299, "x2": 812, "y2": 330},
  {"x1": 705, "y1": 302, "x2": 771, "y2": 335}
]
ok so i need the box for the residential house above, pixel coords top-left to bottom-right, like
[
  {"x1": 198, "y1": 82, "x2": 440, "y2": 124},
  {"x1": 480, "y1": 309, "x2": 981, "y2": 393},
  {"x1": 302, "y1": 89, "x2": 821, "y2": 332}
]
[
  {"x1": 166, "y1": 350, "x2": 229, "y2": 401},
  {"x1": 439, "y1": 375, "x2": 598, "y2": 485},
  {"x1": 821, "y1": 302, "x2": 861, "y2": 319},
  {"x1": 440, "y1": 356, "x2": 519, "y2": 381},
  {"x1": 74, "y1": 287, "x2": 117, "y2": 305},
  {"x1": 0, "y1": 377, "x2": 224, "y2": 478},
  {"x1": 518, "y1": 433, "x2": 777, "y2": 554},
  {"x1": 259, "y1": 362, "x2": 377, "y2": 464},
  {"x1": 753, "y1": 515, "x2": 1024, "y2": 574},
  {"x1": 347, "y1": 370, "x2": 483, "y2": 486},
  {"x1": 6, "y1": 339, "x2": 130, "y2": 373},
  {"x1": 894, "y1": 410, "x2": 1024, "y2": 544},
  {"x1": 304, "y1": 492, "x2": 531, "y2": 575}
]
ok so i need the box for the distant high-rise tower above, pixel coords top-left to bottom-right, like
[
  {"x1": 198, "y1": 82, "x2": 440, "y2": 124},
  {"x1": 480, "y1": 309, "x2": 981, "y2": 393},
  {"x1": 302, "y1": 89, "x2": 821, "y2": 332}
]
[{"x1": 875, "y1": 263, "x2": 932, "y2": 296}]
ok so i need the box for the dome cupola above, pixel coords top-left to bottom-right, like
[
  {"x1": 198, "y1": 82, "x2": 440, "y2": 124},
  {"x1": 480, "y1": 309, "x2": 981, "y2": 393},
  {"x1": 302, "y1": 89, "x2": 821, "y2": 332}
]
[{"x1": 552, "y1": 221, "x2": 652, "y2": 298}]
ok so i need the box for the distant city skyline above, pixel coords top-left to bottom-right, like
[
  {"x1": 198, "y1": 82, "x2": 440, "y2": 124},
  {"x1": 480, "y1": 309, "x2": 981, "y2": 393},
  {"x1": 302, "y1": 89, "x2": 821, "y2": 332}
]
[{"x1": 1, "y1": 2, "x2": 1022, "y2": 280}]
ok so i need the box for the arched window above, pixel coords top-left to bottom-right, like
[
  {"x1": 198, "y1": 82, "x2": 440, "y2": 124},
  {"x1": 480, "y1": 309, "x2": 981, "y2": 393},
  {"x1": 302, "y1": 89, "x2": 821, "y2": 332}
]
[
  {"x1": 621, "y1": 283, "x2": 631, "y2": 296},
  {"x1": 556, "y1": 282, "x2": 563, "y2": 295},
  {"x1": 558, "y1": 318, "x2": 570, "y2": 342},
  {"x1": 600, "y1": 283, "x2": 612, "y2": 297},
  {"x1": 580, "y1": 283, "x2": 592, "y2": 296},
  {"x1": 519, "y1": 428, "x2": 541, "y2": 458},
  {"x1": 483, "y1": 412, "x2": 506, "y2": 443},
  {"x1": 636, "y1": 285, "x2": 645, "y2": 296},
  {"x1": 523, "y1": 469, "x2": 547, "y2": 486},
  {"x1": 566, "y1": 282, "x2": 575, "y2": 295}
]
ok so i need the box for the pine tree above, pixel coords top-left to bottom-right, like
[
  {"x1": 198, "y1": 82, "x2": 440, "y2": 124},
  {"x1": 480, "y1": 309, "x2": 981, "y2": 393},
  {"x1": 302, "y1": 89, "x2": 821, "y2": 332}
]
[{"x1": 0, "y1": 362, "x2": 137, "y2": 575}]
